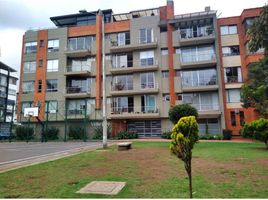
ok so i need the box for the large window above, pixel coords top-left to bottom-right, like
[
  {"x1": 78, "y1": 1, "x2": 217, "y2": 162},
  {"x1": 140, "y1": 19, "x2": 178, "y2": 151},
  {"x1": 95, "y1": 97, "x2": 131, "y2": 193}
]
[
  {"x1": 224, "y1": 67, "x2": 242, "y2": 83},
  {"x1": 180, "y1": 24, "x2": 213, "y2": 39},
  {"x1": 67, "y1": 99, "x2": 91, "y2": 115},
  {"x1": 66, "y1": 78, "x2": 90, "y2": 93},
  {"x1": 198, "y1": 118, "x2": 220, "y2": 134},
  {"x1": 112, "y1": 75, "x2": 133, "y2": 91},
  {"x1": 68, "y1": 36, "x2": 94, "y2": 50},
  {"x1": 67, "y1": 57, "x2": 94, "y2": 72},
  {"x1": 140, "y1": 28, "x2": 153, "y2": 44},
  {"x1": 220, "y1": 25, "x2": 237, "y2": 35},
  {"x1": 222, "y1": 46, "x2": 240, "y2": 56},
  {"x1": 226, "y1": 89, "x2": 241, "y2": 103},
  {"x1": 22, "y1": 81, "x2": 34, "y2": 93},
  {"x1": 112, "y1": 54, "x2": 132, "y2": 68},
  {"x1": 141, "y1": 95, "x2": 156, "y2": 113},
  {"x1": 25, "y1": 42, "x2": 37, "y2": 54},
  {"x1": 46, "y1": 79, "x2": 58, "y2": 92},
  {"x1": 243, "y1": 17, "x2": 258, "y2": 32},
  {"x1": 182, "y1": 92, "x2": 219, "y2": 111},
  {"x1": 45, "y1": 101, "x2": 58, "y2": 113},
  {"x1": 140, "y1": 50, "x2": 154, "y2": 66},
  {"x1": 182, "y1": 68, "x2": 217, "y2": 87},
  {"x1": 116, "y1": 32, "x2": 130, "y2": 46},
  {"x1": 0, "y1": 75, "x2": 7, "y2": 86},
  {"x1": 140, "y1": 72, "x2": 155, "y2": 89},
  {"x1": 180, "y1": 45, "x2": 215, "y2": 63},
  {"x1": 24, "y1": 61, "x2": 36, "y2": 73},
  {"x1": 47, "y1": 59, "x2": 59, "y2": 72},
  {"x1": 48, "y1": 39, "x2": 59, "y2": 52},
  {"x1": 112, "y1": 96, "x2": 134, "y2": 113}
]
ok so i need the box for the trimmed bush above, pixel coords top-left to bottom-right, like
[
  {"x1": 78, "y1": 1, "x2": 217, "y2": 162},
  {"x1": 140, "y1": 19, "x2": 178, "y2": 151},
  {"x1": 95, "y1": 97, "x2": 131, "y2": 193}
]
[
  {"x1": 199, "y1": 134, "x2": 223, "y2": 140},
  {"x1": 15, "y1": 126, "x2": 34, "y2": 140},
  {"x1": 68, "y1": 126, "x2": 85, "y2": 140},
  {"x1": 117, "y1": 131, "x2": 138, "y2": 140},
  {"x1": 45, "y1": 126, "x2": 59, "y2": 140},
  {"x1": 168, "y1": 104, "x2": 198, "y2": 124},
  {"x1": 161, "y1": 130, "x2": 171, "y2": 139},
  {"x1": 222, "y1": 129, "x2": 232, "y2": 140},
  {"x1": 241, "y1": 118, "x2": 268, "y2": 149}
]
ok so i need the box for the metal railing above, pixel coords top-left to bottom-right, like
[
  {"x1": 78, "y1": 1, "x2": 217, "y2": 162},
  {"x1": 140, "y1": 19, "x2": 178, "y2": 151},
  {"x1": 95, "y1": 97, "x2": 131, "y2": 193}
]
[
  {"x1": 181, "y1": 53, "x2": 216, "y2": 63},
  {"x1": 179, "y1": 27, "x2": 214, "y2": 39},
  {"x1": 139, "y1": 37, "x2": 157, "y2": 44},
  {"x1": 111, "y1": 106, "x2": 159, "y2": 114},
  {"x1": 111, "y1": 83, "x2": 133, "y2": 91},
  {"x1": 226, "y1": 76, "x2": 241, "y2": 83},
  {"x1": 65, "y1": 86, "x2": 90, "y2": 94},
  {"x1": 65, "y1": 45, "x2": 91, "y2": 51},
  {"x1": 110, "y1": 38, "x2": 131, "y2": 47},
  {"x1": 66, "y1": 65, "x2": 91, "y2": 72},
  {"x1": 182, "y1": 77, "x2": 217, "y2": 87},
  {"x1": 188, "y1": 103, "x2": 219, "y2": 111},
  {"x1": 111, "y1": 59, "x2": 158, "y2": 69},
  {"x1": 141, "y1": 82, "x2": 159, "y2": 89}
]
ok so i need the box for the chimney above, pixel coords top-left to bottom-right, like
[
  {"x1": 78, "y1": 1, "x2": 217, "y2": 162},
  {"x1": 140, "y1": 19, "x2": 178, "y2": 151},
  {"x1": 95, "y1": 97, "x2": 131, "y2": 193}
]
[{"x1": 205, "y1": 6, "x2": 211, "y2": 12}]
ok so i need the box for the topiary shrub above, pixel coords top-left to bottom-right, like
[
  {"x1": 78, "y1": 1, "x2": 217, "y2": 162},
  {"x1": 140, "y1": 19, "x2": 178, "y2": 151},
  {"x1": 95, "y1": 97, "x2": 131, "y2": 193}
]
[
  {"x1": 117, "y1": 131, "x2": 138, "y2": 140},
  {"x1": 161, "y1": 130, "x2": 172, "y2": 139},
  {"x1": 15, "y1": 126, "x2": 34, "y2": 140},
  {"x1": 68, "y1": 126, "x2": 85, "y2": 140},
  {"x1": 242, "y1": 118, "x2": 268, "y2": 149},
  {"x1": 45, "y1": 126, "x2": 59, "y2": 140},
  {"x1": 222, "y1": 129, "x2": 232, "y2": 140},
  {"x1": 170, "y1": 116, "x2": 199, "y2": 198},
  {"x1": 168, "y1": 104, "x2": 198, "y2": 124}
]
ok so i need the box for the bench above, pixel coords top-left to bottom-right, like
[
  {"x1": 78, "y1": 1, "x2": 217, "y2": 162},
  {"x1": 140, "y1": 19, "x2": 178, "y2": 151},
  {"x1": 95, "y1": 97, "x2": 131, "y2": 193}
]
[{"x1": 117, "y1": 142, "x2": 132, "y2": 151}]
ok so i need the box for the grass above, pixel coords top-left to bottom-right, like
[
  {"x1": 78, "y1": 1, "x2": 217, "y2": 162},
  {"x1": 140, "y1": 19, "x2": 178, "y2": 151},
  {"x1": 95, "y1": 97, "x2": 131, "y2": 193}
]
[{"x1": 0, "y1": 141, "x2": 267, "y2": 198}]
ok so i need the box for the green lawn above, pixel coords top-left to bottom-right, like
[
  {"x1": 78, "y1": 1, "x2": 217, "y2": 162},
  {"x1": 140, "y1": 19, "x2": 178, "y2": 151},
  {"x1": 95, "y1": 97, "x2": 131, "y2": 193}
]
[{"x1": 0, "y1": 141, "x2": 267, "y2": 198}]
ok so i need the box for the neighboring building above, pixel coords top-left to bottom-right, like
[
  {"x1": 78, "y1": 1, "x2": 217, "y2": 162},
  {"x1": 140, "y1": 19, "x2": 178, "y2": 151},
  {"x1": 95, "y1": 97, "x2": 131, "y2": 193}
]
[
  {"x1": 17, "y1": 0, "x2": 263, "y2": 138},
  {"x1": 218, "y1": 7, "x2": 263, "y2": 135},
  {"x1": 0, "y1": 61, "x2": 18, "y2": 123}
]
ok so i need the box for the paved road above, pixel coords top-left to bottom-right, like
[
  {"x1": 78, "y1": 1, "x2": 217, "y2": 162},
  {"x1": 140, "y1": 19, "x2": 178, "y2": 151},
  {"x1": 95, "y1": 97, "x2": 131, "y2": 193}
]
[{"x1": 0, "y1": 142, "x2": 107, "y2": 172}]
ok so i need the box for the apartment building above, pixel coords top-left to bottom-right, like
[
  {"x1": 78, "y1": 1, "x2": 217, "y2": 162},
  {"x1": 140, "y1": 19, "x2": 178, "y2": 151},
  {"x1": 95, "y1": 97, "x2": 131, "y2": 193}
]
[
  {"x1": 218, "y1": 7, "x2": 263, "y2": 135},
  {"x1": 0, "y1": 61, "x2": 18, "y2": 123},
  {"x1": 21, "y1": 0, "x2": 266, "y2": 138}
]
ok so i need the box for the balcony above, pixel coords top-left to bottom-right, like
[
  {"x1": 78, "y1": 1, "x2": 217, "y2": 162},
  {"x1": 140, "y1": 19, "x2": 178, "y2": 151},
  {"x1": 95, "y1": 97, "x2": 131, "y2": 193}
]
[
  {"x1": 182, "y1": 77, "x2": 218, "y2": 92},
  {"x1": 109, "y1": 60, "x2": 159, "y2": 74},
  {"x1": 64, "y1": 65, "x2": 91, "y2": 77},
  {"x1": 110, "y1": 106, "x2": 160, "y2": 119},
  {"x1": 64, "y1": 46, "x2": 92, "y2": 58},
  {"x1": 64, "y1": 86, "x2": 90, "y2": 98},
  {"x1": 179, "y1": 28, "x2": 215, "y2": 46},
  {"x1": 110, "y1": 38, "x2": 158, "y2": 53},
  {"x1": 191, "y1": 103, "x2": 221, "y2": 118},
  {"x1": 180, "y1": 53, "x2": 217, "y2": 68},
  {"x1": 66, "y1": 109, "x2": 88, "y2": 119}
]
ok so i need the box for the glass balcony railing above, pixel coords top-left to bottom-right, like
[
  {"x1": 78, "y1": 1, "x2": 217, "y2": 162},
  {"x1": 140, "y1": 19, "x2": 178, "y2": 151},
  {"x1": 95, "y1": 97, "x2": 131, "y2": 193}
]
[
  {"x1": 179, "y1": 28, "x2": 214, "y2": 40},
  {"x1": 111, "y1": 83, "x2": 133, "y2": 91},
  {"x1": 140, "y1": 82, "x2": 158, "y2": 89},
  {"x1": 66, "y1": 86, "x2": 90, "y2": 94},
  {"x1": 111, "y1": 106, "x2": 159, "y2": 114},
  {"x1": 182, "y1": 77, "x2": 217, "y2": 87},
  {"x1": 66, "y1": 65, "x2": 91, "y2": 72},
  {"x1": 181, "y1": 53, "x2": 216, "y2": 63},
  {"x1": 190, "y1": 103, "x2": 219, "y2": 111}
]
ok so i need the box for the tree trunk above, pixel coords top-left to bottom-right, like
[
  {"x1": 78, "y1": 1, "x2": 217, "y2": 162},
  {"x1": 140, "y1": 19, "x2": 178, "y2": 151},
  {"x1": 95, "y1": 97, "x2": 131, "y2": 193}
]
[{"x1": 188, "y1": 158, "x2": 193, "y2": 198}]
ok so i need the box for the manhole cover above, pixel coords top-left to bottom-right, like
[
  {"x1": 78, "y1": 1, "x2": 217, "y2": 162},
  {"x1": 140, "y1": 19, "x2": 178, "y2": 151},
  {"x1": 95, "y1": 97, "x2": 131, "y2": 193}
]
[{"x1": 76, "y1": 181, "x2": 126, "y2": 195}]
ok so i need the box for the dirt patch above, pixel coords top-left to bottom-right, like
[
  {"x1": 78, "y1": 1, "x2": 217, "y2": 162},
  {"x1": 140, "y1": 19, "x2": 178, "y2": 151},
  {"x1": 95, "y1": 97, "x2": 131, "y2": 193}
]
[
  {"x1": 256, "y1": 158, "x2": 268, "y2": 167},
  {"x1": 80, "y1": 166, "x2": 108, "y2": 177}
]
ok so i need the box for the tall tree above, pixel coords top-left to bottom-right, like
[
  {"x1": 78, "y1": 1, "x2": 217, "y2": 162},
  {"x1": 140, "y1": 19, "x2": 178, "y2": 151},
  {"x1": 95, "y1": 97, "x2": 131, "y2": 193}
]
[{"x1": 247, "y1": 5, "x2": 268, "y2": 55}]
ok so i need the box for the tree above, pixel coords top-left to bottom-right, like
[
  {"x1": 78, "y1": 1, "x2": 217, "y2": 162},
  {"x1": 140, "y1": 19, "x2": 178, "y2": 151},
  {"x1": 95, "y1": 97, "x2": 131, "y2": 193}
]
[
  {"x1": 170, "y1": 116, "x2": 199, "y2": 198},
  {"x1": 241, "y1": 118, "x2": 268, "y2": 149},
  {"x1": 241, "y1": 57, "x2": 268, "y2": 116},
  {"x1": 247, "y1": 5, "x2": 268, "y2": 56},
  {"x1": 168, "y1": 104, "x2": 198, "y2": 124}
]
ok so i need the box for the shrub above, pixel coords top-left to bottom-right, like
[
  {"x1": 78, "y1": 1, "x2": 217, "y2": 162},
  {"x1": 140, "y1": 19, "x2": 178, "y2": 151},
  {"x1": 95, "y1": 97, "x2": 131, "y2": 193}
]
[
  {"x1": 68, "y1": 126, "x2": 85, "y2": 140},
  {"x1": 45, "y1": 126, "x2": 59, "y2": 140},
  {"x1": 199, "y1": 134, "x2": 223, "y2": 140},
  {"x1": 161, "y1": 130, "x2": 171, "y2": 139},
  {"x1": 117, "y1": 131, "x2": 138, "y2": 140},
  {"x1": 92, "y1": 125, "x2": 112, "y2": 140},
  {"x1": 168, "y1": 104, "x2": 198, "y2": 124},
  {"x1": 15, "y1": 126, "x2": 34, "y2": 140},
  {"x1": 242, "y1": 118, "x2": 268, "y2": 149},
  {"x1": 222, "y1": 129, "x2": 232, "y2": 140}
]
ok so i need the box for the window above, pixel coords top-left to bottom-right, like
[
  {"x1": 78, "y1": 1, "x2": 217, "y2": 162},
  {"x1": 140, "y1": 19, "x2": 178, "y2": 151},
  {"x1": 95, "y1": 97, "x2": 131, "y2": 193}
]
[
  {"x1": 226, "y1": 89, "x2": 241, "y2": 103},
  {"x1": 46, "y1": 79, "x2": 58, "y2": 92},
  {"x1": 25, "y1": 42, "x2": 37, "y2": 54},
  {"x1": 240, "y1": 111, "x2": 245, "y2": 126},
  {"x1": 220, "y1": 25, "x2": 237, "y2": 35},
  {"x1": 38, "y1": 80, "x2": 42, "y2": 93},
  {"x1": 48, "y1": 39, "x2": 59, "y2": 52},
  {"x1": 243, "y1": 17, "x2": 258, "y2": 32},
  {"x1": 45, "y1": 101, "x2": 57, "y2": 113},
  {"x1": 66, "y1": 78, "x2": 90, "y2": 93},
  {"x1": 141, "y1": 95, "x2": 156, "y2": 112},
  {"x1": 140, "y1": 28, "x2": 153, "y2": 44},
  {"x1": 8, "y1": 89, "x2": 16, "y2": 96},
  {"x1": 9, "y1": 77, "x2": 17, "y2": 85},
  {"x1": 24, "y1": 61, "x2": 36, "y2": 73},
  {"x1": 0, "y1": 75, "x2": 7, "y2": 86},
  {"x1": 68, "y1": 36, "x2": 94, "y2": 50},
  {"x1": 47, "y1": 59, "x2": 59, "y2": 72},
  {"x1": 140, "y1": 72, "x2": 155, "y2": 89},
  {"x1": 163, "y1": 94, "x2": 170, "y2": 101},
  {"x1": 112, "y1": 54, "x2": 132, "y2": 68},
  {"x1": 175, "y1": 70, "x2": 181, "y2": 77},
  {"x1": 140, "y1": 50, "x2": 154, "y2": 66},
  {"x1": 224, "y1": 67, "x2": 242, "y2": 83},
  {"x1": 39, "y1": 40, "x2": 44, "y2": 48},
  {"x1": 112, "y1": 97, "x2": 134, "y2": 113},
  {"x1": 179, "y1": 23, "x2": 214, "y2": 39},
  {"x1": 112, "y1": 75, "x2": 133, "y2": 91},
  {"x1": 39, "y1": 59, "x2": 43, "y2": 67},
  {"x1": 162, "y1": 71, "x2": 169, "y2": 78},
  {"x1": 116, "y1": 32, "x2": 130, "y2": 46},
  {"x1": 180, "y1": 45, "x2": 215, "y2": 63},
  {"x1": 67, "y1": 99, "x2": 90, "y2": 115},
  {"x1": 161, "y1": 48, "x2": 168, "y2": 55},
  {"x1": 67, "y1": 57, "x2": 95, "y2": 72},
  {"x1": 176, "y1": 93, "x2": 182, "y2": 100},
  {"x1": 230, "y1": 111, "x2": 236, "y2": 126},
  {"x1": 22, "y1": 81, "x2": 34, "y2": 93},
  {"x1": 21, "y1": 102, "x2": 33, "y2": 114},
  {"x1": 222, "y1": 46, "x2": 240, "y2": 56}
]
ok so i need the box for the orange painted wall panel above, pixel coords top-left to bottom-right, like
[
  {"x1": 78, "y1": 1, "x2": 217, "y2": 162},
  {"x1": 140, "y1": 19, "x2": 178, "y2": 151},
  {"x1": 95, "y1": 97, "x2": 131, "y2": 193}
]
[
  {"x1": 68, "y1": 25, "x2": 96, "y2": 37},
  {"x1": 105, "y1": 21, "x2": 130, "y2": 33},
  {"x1": 95, "y1": 15, "x2": 102, "y2": 109}
]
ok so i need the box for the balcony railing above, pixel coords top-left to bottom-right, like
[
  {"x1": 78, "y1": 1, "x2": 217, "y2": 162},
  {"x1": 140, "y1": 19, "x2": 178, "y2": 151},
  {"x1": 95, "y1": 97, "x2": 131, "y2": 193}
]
[
  {"x1": 179, "y1": 28, "x2": 214, "y2": 40},
  {"x1": 66, "y1": 65, "x2": 91, "y2": 72},
  {"x1": 67, "y1": 109, "x2": 87, "y2": 115},
  {"x1": 110, "y1": 39, "x2": 131, "y2": 47},
  {"x1": 139, "y1": 37, "x2": 157, "y2": 44},
  {"x1": 111, "y1": 83, "x2": 133, "y2": 91},
  {"x1": 182, "y1": 77, "x2": 217, "y2": 87},
  {"x1": 65, "y1": 45, "x2": 91, "y2": 51},
  {"x1": 111, "y1": 59, "x2": 158, "y2": 69},
  {"x1": 66, "y1": 86, "x2": 90, "y2": 94},
  {"x1": 181, "y1": 53, "x2": 216, "y2": 63},
  {"x1": 188, "y1": 103, "x2": 219, "y2": 111},
  {"x1": 226, "y1": 76, "x2": 241, "y2": 83},
  {"x1": 111, "y1": 106, "x2": 159, "y2": 114},
  {"x1": 141, "y1": 82, "x2": 158, "y2": 89}
]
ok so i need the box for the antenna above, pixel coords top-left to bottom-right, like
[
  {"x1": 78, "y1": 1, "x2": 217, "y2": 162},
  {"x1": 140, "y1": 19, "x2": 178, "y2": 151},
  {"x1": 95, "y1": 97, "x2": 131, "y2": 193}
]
[{"x1": 217, "y1": 12, "x2": 222, "y2": 18}]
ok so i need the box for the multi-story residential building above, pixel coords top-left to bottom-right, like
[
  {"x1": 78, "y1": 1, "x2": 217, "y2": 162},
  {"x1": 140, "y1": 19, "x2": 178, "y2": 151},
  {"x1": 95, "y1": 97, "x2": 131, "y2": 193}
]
[
  {"x1": 0, "y1": 61, "x2": 18, "y2": 123},
  {"x1": 218, "y1": 7, "x2": 263, "y2": 135},
  {"x1": 17, "y1": 0, "x2": 263, "y2": 138}
]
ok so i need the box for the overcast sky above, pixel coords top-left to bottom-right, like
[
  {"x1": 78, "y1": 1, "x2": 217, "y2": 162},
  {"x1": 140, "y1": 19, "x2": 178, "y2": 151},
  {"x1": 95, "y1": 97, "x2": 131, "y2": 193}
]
[{"x1": 0, "y1": 0, "x2": 267, "y2": 75}]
